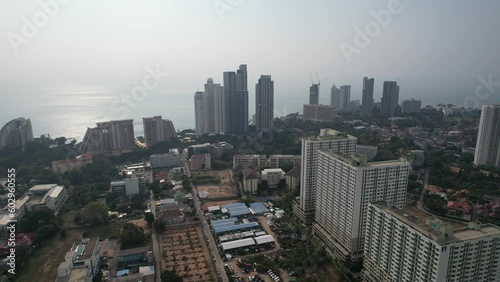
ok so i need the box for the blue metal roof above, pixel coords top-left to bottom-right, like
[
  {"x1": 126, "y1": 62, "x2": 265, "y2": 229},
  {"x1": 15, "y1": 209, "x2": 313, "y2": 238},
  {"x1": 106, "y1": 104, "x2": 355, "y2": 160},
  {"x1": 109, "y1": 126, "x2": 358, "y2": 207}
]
[
  {"x1": 250, "y1": 202, "x2": 269, "y2": 214},
  {"x1": 211, "y1": 218, "x2": 238, "y2": 227},
  {"x1": 213, "y1": 222, "x2": 259, "y2": 234}
]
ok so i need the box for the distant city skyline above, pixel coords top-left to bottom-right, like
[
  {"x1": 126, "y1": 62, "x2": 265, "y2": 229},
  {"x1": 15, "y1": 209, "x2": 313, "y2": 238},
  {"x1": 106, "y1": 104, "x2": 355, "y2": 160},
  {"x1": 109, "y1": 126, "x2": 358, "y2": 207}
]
[{"x1": 1, "y1": 1, "x2": 500, "y2": 138}]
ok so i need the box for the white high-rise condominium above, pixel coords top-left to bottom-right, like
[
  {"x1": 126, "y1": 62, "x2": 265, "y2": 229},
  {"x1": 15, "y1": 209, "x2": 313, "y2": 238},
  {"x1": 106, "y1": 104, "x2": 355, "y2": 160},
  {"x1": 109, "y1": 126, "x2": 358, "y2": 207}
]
[
  {"x1": 474, "y1": 104, "x2": 500, "y2": 168},
  {"x1": 255, "y1": 75, "x2": 274, "y2": 132},
  {"x1": 194, "y1": 91, "x2": 205, "y2": 136},
  {"x1": 363, "y1": 202, "x2": 500, "y2": 282},
  {"x1": 312, "y1": 151, "x2": 409, "y2": 261},
  {"x1": 293, "y1": 129, "x2": 357, "y2": 226}
]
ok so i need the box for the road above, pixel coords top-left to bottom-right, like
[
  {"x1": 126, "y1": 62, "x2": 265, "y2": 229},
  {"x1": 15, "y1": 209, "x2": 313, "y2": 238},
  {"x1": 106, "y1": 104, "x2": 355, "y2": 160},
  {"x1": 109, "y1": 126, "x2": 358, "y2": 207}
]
[
  {"x1": 183, "y1": 155, "x2": 229, "y2": 282},
  {"x1": 150, "y1": 190, "x2": 162, "y2": 282}
]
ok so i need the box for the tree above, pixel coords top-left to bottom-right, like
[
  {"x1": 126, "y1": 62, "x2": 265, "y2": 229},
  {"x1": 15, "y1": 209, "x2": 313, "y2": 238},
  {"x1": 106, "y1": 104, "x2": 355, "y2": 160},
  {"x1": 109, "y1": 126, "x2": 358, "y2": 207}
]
[
  {"x1": 82, "y1": 202, "x2": 109, "y2": 225},
  {"x1": 144, "y1": 212, "x2": 154, "y2": 226},
  {"x1": 161, "y1": 270, "x2": 182, "y2": 282},
  {"x1": 153, "y1": 219, "x2": 166, "y2": 233},
  {"x1": 120, "y1": 223, "x2": 146, "y2": 249}
]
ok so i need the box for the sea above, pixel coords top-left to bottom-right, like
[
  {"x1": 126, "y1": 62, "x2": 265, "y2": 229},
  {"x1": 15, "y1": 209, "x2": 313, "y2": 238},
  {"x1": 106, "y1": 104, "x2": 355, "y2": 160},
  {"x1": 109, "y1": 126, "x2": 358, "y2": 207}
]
[
  {"x1": 1, "y1": 84, "x2": 197, "y2": 142},
  {"x1": 1, "y1": 84, "x2": 305, "y2": 142}
]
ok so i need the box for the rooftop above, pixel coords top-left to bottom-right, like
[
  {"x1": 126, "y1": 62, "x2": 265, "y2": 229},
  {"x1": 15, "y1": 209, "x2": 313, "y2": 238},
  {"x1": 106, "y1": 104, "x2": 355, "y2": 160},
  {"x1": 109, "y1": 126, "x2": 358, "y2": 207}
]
[
  {"x1": 29, "y1": 184, "x2": 57, "y2": 192},
  {"x1": 372, "y1": 202, "x2": 500, "y2": 245},
  {"x1": 319, "y1": 150, "x2": 407, "y2": 167}
]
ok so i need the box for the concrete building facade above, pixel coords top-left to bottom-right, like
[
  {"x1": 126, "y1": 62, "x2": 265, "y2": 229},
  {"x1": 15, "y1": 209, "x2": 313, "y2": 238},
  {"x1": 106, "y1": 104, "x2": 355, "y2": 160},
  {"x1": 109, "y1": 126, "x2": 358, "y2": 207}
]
[
  {"x1": 362, "y1": 77, "x2": 375, "y2": 118},
  {"x1": 363, "y1": 202, "x2": 500, "y2": 282},
  {"x1": 142, "y1": 116, "x2": 176, "y2": 145},
  {"x1": 294, "y1": 129, "x2": 358, "y2": 226},
  {"x1": 474, "y1": 104, "x2": 500, "y2": 168},
  {"x1": 312, "y1": 152, "x2": 409, "y2": 262},
  {"x1": 255, "y1": 75, "x2": 274, "y2": 132}
]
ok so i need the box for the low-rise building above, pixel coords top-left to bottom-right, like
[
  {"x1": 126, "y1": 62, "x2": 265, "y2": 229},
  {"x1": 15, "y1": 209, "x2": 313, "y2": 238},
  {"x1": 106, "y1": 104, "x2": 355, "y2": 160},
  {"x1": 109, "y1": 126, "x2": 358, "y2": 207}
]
[
  {"x1": 243, "y1": 166, "x2": 260, "y2": 195},
  {"x1": 261, "y1": 168, "x2": 285, "y2": 188},
  {"x1": 150, "y1": 149, "x2": 182, "y2": 169},
  {"x1": 187, "y1": 143, "x2": 211, "y2": 158},
  {"x1": 157, "y1": 208, "x2": 185, "y2": 225},
  {"x1": 211, "y1": 142, "x2": 234, "y2": 158},
  {"x1": 285, "y1": 165, "x2": 301, "y2": 191},
  {"x1": 268, "y1": 154, "x2": 301, "y2": 168},
  {"x1": 356, "y1": 145, "x2": 378, "y2": 160},
  {"x1": 52, "y1": 154, "x2": 93, "y2": 174},
  {"x1": 28, "y1": 184, "x2": 67, "y2": 211},
  {"x1": 233, "y1": 154, "x2": 267, "y2": 169},
  {"x1": 409, "y1": 150, "x2": 425, "y2": 168},
  {"x1": 56, "y1": 237, "x2": 101, "y2": 282},
  {"x1": 190, "y1": 153, "x2": 211, "y2": 171},
  {"x1": 111, "y1": 178, "x2": 146, "y2": 199},
  {"x1": 302, "y1": 104, "x2": 336, "y2": 122}
]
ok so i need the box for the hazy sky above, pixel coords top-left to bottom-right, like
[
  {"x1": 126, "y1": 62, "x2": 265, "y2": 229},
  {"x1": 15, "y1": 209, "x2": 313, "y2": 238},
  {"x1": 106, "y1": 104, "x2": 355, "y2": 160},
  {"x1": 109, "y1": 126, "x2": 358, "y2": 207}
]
[{"x1": 2, "y1": 0, "x2": 500, "y2": 132}]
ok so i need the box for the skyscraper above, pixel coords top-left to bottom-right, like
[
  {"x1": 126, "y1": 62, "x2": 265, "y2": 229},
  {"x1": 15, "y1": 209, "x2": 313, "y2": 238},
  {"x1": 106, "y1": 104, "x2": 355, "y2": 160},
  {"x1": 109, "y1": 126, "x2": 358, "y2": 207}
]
[
  {"x1": 309, "y1": 83, "x2": 319, "y2": 105},
  {"x1": 380, "y1": 81, "x2": 400, "y2": 117},
  {"x1": 474, "y1": 104, "x2": 500, "y2": 168},
  {"x1": 313, "y1": 152, "x2": 409, "y2": 261},
  {"x1": 330, "y1": 84, "x2": 341, "y2": 108},
  {"x1": 236, "y1": 64, "x2": 247, "y2": 91},
  {"x1": 339, "y1": 85, "x2": 351, "y2": 110},
  {"x1": 293, "y1": 129, "x2": 357, "y2": 226},
  {"x1": 213, "y1": 82, "x2": 226, "y2": 133},
  {"x1": 224, "y1": 65, "x2": 249, "y2": 135},
  {"x1": 142, "y1": 116, "x2": 176, "y2": 145},
  {"x1": 363, "y1": 202, "x2": 500, "y2": 282},
  {"x1": 255, "y1": 75, "x2": 274, "y2": 132},
  {"x1": 194, "y1": 91, "x2": 205, "y2": 136},
  {"x1": 204, "y1": 78, "x2": 216, "y2": 133},
  {"x1": 361, "y1": 77, "x2": 375, "y2": 117}
]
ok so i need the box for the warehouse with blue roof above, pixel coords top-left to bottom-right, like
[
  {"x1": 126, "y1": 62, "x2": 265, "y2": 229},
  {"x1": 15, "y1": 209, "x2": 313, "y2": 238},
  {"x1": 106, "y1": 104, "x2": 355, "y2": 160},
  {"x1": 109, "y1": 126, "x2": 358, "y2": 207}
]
[
  {"x1": 249, "y1": 202, "x2": 269, "y2": 214},
  {"x1": 221, "y1": 203, "x2": 251, "y2": 218}
]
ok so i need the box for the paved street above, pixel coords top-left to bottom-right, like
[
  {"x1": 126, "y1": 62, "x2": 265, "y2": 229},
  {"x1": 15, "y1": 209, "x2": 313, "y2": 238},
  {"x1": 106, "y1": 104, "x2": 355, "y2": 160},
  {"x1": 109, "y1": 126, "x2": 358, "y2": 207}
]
[
  {"x1": 183, "y1": 156, "x2": 229, "y2": 282},
  {"x1": 150, "y1": 191, "x2": 162, "y2": 282}
]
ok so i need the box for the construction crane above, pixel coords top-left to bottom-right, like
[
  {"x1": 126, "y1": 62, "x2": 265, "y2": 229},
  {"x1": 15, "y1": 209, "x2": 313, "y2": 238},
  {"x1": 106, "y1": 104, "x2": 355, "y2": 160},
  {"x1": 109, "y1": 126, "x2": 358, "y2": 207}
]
[{"x1": 309, "y1": 73, "x2": 321, "y2": 86}]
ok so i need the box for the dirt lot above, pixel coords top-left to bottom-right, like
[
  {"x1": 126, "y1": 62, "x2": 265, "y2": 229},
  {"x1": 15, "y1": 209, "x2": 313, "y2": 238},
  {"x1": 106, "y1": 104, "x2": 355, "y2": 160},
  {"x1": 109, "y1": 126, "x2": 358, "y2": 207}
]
[
  {"x1": 17, "y1": 230, "x2": 83, "y2": 282},
  {"x1": 159, "y1": 224, "x2": 216, "y2": 282},
  {"x1": 196, "y1": 170, "x2": 237, "y2": 199},
  {"x1": 129, "y1": 218, "x2": 150, "y2": 234}
]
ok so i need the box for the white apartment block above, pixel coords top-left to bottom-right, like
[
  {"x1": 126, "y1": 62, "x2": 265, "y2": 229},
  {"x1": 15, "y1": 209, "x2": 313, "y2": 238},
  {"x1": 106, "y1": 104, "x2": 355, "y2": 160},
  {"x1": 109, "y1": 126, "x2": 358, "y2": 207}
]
[
  {"x1": 294, "y1": 129, "x2": 358, "y2": 226},
  {"x1": 312, "y1": 151, "x2": 409, "y2": 261},
  {"x1": 150, "y1": 150, "x2": 182, "y2": 168},
  {"x1": 268, "y1": 154, "x2": 301, "y2": 168},
  {"x1": 363, "y1": 202, "x2": 500, "y2": 282},
  {"x1": 474, "y1": 104, "x2": 500, "y2": 168},
  {"x1": 243, "y1": 166, "x2": 259, "y2": 195},
  {"x1": 261, "y1": 168, "x2": 285, "y2": 188},
  {"x1": 111, "y1": 178, "x2": 145, "y2": 198},
  {"x1": 233, "y1": 154, "x2": 267, "y2": 170},
  {"x1": 356, "y1": 145, "x2": 378, "y2": 160},
  {"x1": 52, "y1": 154, "x2": 93, "y2": 174}
]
